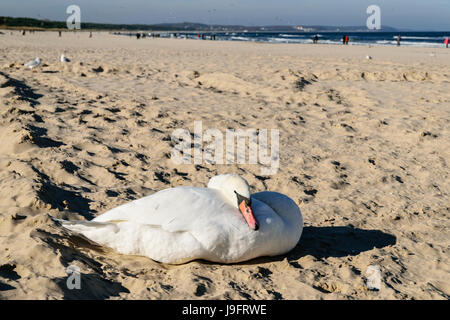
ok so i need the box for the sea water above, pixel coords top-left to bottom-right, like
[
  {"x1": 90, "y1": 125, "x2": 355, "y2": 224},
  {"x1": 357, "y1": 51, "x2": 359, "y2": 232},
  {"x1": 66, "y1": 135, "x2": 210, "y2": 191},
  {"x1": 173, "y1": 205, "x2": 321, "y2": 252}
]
[{"x1": 157, "y1": 31, "x2": 450, "y2": 48}]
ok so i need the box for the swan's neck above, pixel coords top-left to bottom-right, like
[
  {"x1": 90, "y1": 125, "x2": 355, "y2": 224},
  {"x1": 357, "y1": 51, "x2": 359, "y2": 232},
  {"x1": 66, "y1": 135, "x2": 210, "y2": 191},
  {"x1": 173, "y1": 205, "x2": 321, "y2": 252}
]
[{"x1": 219, "y1": 188, "x2": 239, "y2": 209}]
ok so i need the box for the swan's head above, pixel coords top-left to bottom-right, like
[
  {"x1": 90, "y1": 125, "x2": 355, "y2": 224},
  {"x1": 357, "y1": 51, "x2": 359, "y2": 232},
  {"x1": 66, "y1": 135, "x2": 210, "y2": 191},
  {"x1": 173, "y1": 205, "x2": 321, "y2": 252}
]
[{"x1": 208, "y1": 174, "x2": 259, "y2": 231}]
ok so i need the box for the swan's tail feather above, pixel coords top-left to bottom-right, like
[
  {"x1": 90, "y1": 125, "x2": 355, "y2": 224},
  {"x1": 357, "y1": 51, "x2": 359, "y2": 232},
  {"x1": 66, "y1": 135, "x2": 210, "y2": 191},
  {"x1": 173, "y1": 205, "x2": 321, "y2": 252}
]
[{"x1": 52, "y1": 218, "x2": 120, "y2": 234}]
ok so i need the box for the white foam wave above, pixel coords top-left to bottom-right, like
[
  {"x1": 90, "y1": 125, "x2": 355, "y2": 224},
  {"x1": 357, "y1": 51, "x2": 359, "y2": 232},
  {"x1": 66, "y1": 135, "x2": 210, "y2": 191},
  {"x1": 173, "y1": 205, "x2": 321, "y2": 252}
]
[
  {"x1": 378, "y1": 40, "x2": 445, "y2": 47},
  {"x1": 267, "y1": 37, "x2": 311, "y2": 44},
  {"x1": 230, "y1": 36, "x2": 251, "y2": 41},
  {"x1": 394, "y1": 36, "x2": 448, "y2": 40},
  {"x1": 279, "y1": 34, "x2": 300, "y2": 38}
]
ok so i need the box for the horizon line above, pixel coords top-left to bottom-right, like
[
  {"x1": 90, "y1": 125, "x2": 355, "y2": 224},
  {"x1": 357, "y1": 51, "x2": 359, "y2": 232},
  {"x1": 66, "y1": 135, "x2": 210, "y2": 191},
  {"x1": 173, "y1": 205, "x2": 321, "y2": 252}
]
[{"x1": 1, "y1": 15, "x2": 450, "y2": 32}]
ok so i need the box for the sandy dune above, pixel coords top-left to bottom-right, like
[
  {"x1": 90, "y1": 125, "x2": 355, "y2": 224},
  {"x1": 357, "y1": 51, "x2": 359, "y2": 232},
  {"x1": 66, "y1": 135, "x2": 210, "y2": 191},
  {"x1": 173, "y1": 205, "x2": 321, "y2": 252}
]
[{"x1": 0, "y1": 31, "x2": 449, "y2": 299}]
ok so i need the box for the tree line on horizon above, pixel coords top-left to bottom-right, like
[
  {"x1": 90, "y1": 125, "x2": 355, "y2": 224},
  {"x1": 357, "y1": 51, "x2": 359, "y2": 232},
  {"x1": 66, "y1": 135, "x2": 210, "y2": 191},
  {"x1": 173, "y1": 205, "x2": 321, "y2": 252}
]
[
  {"x1": 0, "y1": 16, "x2": 182, "y2": 31},
  {"x1": 0, "y1": 16, "x2": 398, "y2": 32}
]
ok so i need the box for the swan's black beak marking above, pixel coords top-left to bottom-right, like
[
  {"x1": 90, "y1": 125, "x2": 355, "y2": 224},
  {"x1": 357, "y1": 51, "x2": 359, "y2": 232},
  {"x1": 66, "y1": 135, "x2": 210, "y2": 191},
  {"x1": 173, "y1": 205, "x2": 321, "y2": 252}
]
[{"x1": 235, "y1": 191, "x2": 259, "y2": 231}]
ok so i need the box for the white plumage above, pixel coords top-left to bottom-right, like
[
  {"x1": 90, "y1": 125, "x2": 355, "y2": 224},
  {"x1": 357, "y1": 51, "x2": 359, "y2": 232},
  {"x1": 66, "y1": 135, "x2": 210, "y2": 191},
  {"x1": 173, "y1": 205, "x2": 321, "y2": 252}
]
[
  {"x1": 59, "y1": 174, "x2": 303, "y2": 264},
  {"x1": 24, "y1": 57, "x2": 41, "y2": 69},
  {"x1": 60, "y1": 54, "x2": 70, "y2": 63}
]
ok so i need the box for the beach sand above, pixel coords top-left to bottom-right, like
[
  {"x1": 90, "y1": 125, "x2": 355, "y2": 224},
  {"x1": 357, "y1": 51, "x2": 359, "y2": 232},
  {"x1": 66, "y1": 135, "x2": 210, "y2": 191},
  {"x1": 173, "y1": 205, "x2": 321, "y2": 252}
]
[{"x1": 0, "y1": 31, "x2": 449, "y2": 299}]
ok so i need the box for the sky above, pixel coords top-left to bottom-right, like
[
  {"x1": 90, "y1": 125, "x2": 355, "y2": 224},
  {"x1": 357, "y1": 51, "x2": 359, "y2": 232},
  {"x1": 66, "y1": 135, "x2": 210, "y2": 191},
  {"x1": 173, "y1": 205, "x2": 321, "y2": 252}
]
[{"x1": 0, "y1": 0, "x2": 449, "y2": 30}]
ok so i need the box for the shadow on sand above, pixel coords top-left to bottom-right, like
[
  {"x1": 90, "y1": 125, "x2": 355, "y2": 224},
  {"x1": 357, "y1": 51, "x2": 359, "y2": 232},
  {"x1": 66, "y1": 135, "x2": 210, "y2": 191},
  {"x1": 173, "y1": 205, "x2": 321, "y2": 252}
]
[
  {"x1": 0, "y1": 71, "x2": 43, "y2": 106},
  {"x1": 240, "y1": 225, "x2": 397, "y2": 266},
  {"x1": 31, "y1": 229, "x2": 129, "y2": 299},
  {"x1": 53, "y1": 273, "x2": 130, "y2": 300}
]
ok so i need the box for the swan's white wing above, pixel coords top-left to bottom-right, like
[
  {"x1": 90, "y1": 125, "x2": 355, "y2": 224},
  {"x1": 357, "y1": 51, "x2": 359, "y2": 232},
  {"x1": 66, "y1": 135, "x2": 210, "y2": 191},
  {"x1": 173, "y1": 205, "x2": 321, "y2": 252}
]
[
  {"x1": 93, "y1": 187, "x2": 249, "y2": 251},
  {"x1": 57, "y1": 218, "x2": 208, "y2": 264},
  {"x1": 61, "y1": 186, "x2": 252, "y2": 263},
  {"x1": 94, "y1": 187, "x2": 230, "y2": 229}
]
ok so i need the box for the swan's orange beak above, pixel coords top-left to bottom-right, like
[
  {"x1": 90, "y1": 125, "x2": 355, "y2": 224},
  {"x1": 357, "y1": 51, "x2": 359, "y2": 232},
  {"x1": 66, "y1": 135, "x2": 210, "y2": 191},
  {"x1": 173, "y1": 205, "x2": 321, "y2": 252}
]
[{"x1": 239, "y1": 200, "x2": 259, "y2": 231}]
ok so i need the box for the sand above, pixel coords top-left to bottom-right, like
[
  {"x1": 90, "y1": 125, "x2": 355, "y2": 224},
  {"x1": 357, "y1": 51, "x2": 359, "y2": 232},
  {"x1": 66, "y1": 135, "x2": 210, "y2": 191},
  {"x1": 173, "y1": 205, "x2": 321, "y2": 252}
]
[{"x1": 0, "y1": 31, "x2": 449, "y2": 300}]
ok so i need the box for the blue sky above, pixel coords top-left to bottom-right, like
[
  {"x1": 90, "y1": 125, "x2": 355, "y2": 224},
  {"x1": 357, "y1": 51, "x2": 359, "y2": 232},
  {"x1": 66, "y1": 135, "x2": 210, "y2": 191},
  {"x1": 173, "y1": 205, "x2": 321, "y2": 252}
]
[{"x1": 0, "y1": 0, "x2": 449, "y2": 30}]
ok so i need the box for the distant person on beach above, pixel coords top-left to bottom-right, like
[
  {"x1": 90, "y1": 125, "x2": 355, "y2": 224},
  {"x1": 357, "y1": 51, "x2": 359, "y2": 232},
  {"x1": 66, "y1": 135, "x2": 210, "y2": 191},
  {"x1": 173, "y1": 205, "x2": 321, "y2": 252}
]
[
  {"x1": 59, "y1": 31, "x2": 62, "y2": 37},
  {"x1": 397, "y1": 35, "x2": 402, "y2": 46},
  {"x1": 313, "y1": 35, "x2": 319, "y2": 44},
  {"x1": 342, "y1": 35, "x2": 349, "y2": 45},
  {"x1": 136, "y1": 33, "x2": 141, "y2": 39},
  {"x1": 89, "y1": 32, "x2": 92, "y2": 38},
  {"x1": 445, "y1": 38, "x2": 449, "y2": 48}
]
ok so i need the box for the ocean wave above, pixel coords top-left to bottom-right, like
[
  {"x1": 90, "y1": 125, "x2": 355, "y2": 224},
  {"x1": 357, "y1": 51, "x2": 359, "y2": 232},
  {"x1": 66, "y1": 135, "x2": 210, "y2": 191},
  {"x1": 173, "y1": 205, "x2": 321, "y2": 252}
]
[
  {"x1": 315, "y1": 39, "x2": 343, "y2": 45},
  {"x1": 167, "y1": 32, "x2": 449, "y2": 48},
  {"x1": 394, "y1": 36, "x2": 448, "y2": 40},
  {"x1": 279, "y1": 34, "x2": 301, "y2": 38},
  {"x1": 267, "y1": 37, "x2": 311, "y2": 44},
  {"x1": 230, "y1": 36, "x2": 251, "y2": 41},
  {"x1": 278, "y1": 33, "x2": 323, "y2": 38},
  {"x1": 378, "y1": 40, "x2": 445, "y2": 47},
  {"x1": 267, "y1": 37, "x2": 293, "y2": 43}
]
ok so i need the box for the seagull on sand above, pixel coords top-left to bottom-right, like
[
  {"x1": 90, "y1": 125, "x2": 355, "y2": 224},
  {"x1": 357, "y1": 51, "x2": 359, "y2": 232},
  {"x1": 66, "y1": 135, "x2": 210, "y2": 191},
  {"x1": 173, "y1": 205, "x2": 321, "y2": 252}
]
[
  {"x1": 60, "y1": 54, "x2": 70, "y2": 63},
  {"x1": 24, "y1": 57, "x2": 41, "y2": 69}
]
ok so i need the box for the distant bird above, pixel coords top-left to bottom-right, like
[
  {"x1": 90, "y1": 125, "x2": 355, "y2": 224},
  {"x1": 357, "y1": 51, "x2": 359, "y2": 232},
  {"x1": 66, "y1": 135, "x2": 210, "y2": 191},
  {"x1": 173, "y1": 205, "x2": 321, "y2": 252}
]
[
  {"x1": 366, "y1": 55, "x2": 372, "y2": 60},
  {"x1": 60, "y1": 54, "x2": 70, "y2": 63},
  {"x1": 24, "y1": 57, "x2": 41, "y2": 69}
]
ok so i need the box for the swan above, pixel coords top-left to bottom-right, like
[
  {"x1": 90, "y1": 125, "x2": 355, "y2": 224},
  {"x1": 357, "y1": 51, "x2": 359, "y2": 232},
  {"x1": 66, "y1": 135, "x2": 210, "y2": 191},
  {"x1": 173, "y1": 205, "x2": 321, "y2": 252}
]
[{"x1": 59, "y1": 174, "x2": 303, "y2": 264}]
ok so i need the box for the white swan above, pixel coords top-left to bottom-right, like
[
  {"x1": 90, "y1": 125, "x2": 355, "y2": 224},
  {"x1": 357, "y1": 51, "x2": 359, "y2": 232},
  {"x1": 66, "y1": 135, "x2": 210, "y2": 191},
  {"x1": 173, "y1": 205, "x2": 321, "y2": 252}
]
[{"x1": 60, "y1": 174, "x2": 303, "y2": 264}]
